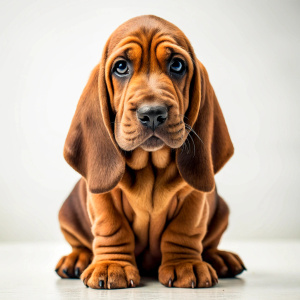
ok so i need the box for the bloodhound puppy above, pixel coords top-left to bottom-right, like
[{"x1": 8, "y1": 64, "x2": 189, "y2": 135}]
[{"x1": 55, "y1": 15, "x2": 245, "y2": 289}]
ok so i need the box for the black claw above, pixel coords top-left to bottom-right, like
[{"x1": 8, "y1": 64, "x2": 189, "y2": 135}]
[
  {"x1": 242, "y1": 264, "x2": 247, "y2": 271},
  {"x1": 212, "y1": 278, "x2": 218, "y2": 286},
  {"x1": 83, "y1": 278, "x2": 89, "y2": 288},
  {"x1": 62, "y1": 269, "x2": 69, "y2": 277},
  {"x1": 99, "y1": 280, "x2": 104, "y2": 288},
  {"x1": 75, "y1": 268, "x2": 80, "y2": 278},
  {"x1": 55, "y1": 268, "x2": 59, "y2": 273}
]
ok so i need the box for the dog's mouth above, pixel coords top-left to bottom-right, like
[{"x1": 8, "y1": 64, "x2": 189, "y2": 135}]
[{"x1": 140, "y1": 136, "x2": 165, "y2": 151}]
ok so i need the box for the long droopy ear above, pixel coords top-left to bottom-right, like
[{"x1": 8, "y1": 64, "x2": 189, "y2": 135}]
[
  {"x1": 176, "y1": 60, "x2": 234, "y2": 192},
  {"x1": 63, "y1": 64, "x2": 125, "y2": 194}
]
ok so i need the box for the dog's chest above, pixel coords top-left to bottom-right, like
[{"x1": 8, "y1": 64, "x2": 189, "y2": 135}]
[
  {"x1": 119, "y1": 161, "x2": 188, "y2": 256},
  {"x1": 120, "y1": 161, "x2": 185, "y2": 213}
]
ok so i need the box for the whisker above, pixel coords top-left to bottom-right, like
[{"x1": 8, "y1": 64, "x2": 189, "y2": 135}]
[
  {"x1": 187, "y1": 132, "x2": 196, "y2": 157},
  {"x1": 185, "y1": 123, "x2": 204, "y2": 145},
  {"x1": 185, "y1": 134, "x2": 191, "y2": 154}
]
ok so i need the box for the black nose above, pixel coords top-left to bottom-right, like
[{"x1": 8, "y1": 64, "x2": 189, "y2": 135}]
[{"x1": 137, "y1": 105, "x2": 168, "y2": 130}]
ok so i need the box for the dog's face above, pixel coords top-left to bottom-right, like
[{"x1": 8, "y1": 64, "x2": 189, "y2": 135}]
[
  {"x1": 105, "y1": 18, "x2": 194, "y2": 152},
  {"x1": 64, "y1": 15, "x2": 234, "y2": 193}
]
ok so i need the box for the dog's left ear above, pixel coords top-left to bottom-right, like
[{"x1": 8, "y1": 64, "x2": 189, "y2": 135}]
[
  {"x1": 176, "y1": 60, "x2": 234, "y2": 192},
  {"x1": 63, "y1": 62, "x2": 125, "y2": 194}
]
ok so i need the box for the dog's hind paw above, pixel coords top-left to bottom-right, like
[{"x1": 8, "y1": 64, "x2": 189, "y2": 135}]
[
  {"x1": 55, "y1": 248, "x2": 92, "y2": 278},
  {"x1": 202, "y1": 249, "x2": 246, "y2": 278}
]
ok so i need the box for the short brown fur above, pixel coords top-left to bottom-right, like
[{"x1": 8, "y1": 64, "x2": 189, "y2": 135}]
[{"x1": 56, "y1": 15, "x2": 245, "y2": 289}]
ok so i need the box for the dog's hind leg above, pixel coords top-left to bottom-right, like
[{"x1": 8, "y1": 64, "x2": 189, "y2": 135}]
[
  {"x1": 202, "y1": 194, "x2": 246, "y2": 278},
  {"x1": 55, "y1": 179, "x2": 94, "y2": 279}
]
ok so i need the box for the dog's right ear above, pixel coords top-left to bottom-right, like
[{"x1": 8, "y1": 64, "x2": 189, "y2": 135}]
[
  {"x1": 63, "y1": 64, "x2": 125, "y2": 194},
  {"x1": 176, "y1": 60, "x2": 234, "y2": 192}
]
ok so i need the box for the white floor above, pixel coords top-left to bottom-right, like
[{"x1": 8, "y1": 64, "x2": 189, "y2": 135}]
[{"x1": 0, "y1": 240, "x2": 299, "y2": 300}]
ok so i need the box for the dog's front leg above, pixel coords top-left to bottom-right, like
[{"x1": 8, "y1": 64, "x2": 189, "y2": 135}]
[
  {"x1": 159, "y1": 191, "x2": 218, "y2": 288},
  {"x1": 80, "y1": 191, "x2": 140, "y2": 289}
]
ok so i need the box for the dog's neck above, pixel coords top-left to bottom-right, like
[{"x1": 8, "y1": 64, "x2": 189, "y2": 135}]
[
  {"x1": 120, "y1": 145, "x2": 189, "y2": 215},
  {"x1": 125, "y1": 146, "x2": 174, "y2": 170}
]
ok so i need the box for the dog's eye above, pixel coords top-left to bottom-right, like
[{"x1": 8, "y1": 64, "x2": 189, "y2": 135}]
[
  {"x1": 113, "y1": 60, "x2": 129, "y2": 76},
  {"x1": 169, "y1": 58, "x2": 186, "y2": 75}
]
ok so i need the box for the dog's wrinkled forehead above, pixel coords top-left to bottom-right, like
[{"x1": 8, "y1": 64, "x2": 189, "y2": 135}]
[{"x1": 106, "y1": 15, "x2": 190, "y2": 56}]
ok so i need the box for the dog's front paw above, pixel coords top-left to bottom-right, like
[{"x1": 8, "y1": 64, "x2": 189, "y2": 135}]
[
  {"x1": 80, "y1": 261, "x2": 140, "y2": 289},
  {"x1": 159, "y1": 260, "x2": 218, "y2": 288}
]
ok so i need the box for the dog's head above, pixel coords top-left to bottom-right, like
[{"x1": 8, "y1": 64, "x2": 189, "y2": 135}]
[{"x1": 64, "y1": 15, "x2": 234, "y2": 194}]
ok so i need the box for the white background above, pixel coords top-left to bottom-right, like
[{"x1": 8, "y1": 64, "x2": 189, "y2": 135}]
[{"x1": 0, "y1": 0, "x2": 299, "y2": 242}]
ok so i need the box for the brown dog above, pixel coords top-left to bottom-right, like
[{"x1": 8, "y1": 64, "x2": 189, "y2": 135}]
[{"x1": 55, "y1": 15, "x2": 245, "y2": 289}]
